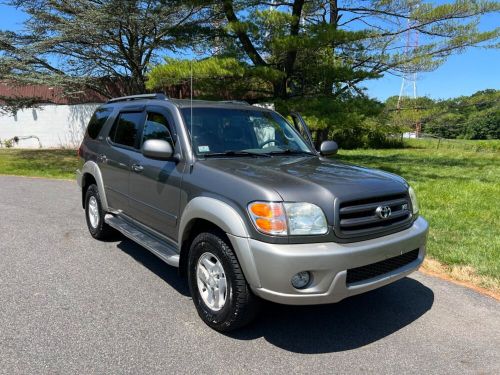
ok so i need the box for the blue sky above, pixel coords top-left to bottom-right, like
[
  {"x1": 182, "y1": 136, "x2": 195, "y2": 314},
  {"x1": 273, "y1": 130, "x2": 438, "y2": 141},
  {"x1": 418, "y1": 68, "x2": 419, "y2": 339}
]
[{"x1": 1, "y1": 2, "x2": 498, "y2": 101}]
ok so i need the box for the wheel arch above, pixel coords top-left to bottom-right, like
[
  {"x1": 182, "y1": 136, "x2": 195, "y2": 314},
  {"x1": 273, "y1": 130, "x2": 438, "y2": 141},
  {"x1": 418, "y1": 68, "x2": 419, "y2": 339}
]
[
  {"x1": 80, "y1": 161, "x2": 109, "y2": 211},
  {"x1": 177, "y1": 197, "x2": 260, "y2": 287}
]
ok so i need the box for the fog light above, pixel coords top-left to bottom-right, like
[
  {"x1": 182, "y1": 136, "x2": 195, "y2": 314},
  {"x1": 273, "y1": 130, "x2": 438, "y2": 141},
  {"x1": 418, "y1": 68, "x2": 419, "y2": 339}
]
[{"x1": 291, "y1": 271, "x2": 311, "y2": 289}]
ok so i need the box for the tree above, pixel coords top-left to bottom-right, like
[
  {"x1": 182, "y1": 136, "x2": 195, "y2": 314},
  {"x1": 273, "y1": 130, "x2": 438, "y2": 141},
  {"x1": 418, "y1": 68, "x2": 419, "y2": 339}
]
[
  {"x1": 147, "y1": 1, "x2": 498, "y2": 144},
  {"x1": 0, "y1": 0, "x2": 212, "y2": 98},
  {"x1": 228, "y1": 0, "x2": 498, "y2": 95}
]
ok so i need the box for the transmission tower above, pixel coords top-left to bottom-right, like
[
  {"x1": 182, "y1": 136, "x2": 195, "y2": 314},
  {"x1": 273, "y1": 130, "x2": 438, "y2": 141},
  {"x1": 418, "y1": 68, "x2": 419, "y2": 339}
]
[{"x1": 397, "y1": 13, "x2": 421, "y2": 136}]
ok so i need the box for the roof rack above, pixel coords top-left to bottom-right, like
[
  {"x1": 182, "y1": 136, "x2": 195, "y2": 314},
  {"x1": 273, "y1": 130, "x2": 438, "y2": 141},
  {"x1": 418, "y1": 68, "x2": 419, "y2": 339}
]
[
  {"x1": 107, "y1": 93, "x2": 167, "y2": 103},
  {"x1": 219, "y1": 100, "x2": 250, "y2": 106}
]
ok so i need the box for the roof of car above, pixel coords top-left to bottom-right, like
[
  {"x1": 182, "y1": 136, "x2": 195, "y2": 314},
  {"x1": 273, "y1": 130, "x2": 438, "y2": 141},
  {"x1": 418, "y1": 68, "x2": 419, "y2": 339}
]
[{"x1": 103, "y1": 94, "x2": 272, "y2": 112}]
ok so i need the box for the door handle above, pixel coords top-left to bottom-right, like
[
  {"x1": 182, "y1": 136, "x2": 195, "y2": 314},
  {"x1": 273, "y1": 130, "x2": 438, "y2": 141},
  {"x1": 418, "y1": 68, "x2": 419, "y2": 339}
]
[{"x1": 131, "y1": 164, "x2": 144, "y2": 173}]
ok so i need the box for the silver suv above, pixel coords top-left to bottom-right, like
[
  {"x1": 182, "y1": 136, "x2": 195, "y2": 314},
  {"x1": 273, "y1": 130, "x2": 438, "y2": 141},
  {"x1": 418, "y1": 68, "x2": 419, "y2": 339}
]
[{"x1": 77, "y1": 93, "x2": 428, "y2": 331}]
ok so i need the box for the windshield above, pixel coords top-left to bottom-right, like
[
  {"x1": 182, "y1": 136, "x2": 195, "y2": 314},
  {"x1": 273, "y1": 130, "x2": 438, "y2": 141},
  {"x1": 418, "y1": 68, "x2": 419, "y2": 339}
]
[{"x1": 180, "y1": 107, "x2": 314, "y2": 157}]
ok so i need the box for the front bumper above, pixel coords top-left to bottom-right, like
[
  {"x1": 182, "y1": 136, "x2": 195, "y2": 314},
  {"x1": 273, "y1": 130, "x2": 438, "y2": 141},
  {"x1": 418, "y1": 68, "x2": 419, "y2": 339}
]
[{"x1": 228, "y1": 216, "x2": 428, "y2": 305}]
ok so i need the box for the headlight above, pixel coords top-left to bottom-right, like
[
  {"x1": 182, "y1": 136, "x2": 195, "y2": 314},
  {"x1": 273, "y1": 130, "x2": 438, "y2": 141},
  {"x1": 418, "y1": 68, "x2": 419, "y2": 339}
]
[
  {"x1": 248, "y1": 202, "x2": 288, "y2": 236},
  {"x1": 284, "y1": 202, "x2": 328, "y2": 235},
  {"x1": 408, "y1": 186, "x2": 419, "y2": 215},
  {"x1": 248, "y1": 201, "x2": 328, "y2": 236}
]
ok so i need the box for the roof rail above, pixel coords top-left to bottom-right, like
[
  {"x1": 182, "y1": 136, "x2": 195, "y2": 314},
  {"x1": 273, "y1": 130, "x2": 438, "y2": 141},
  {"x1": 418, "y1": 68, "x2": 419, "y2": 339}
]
[
  {"x1": 219, "y1": 100, "x2": 250, "y2": 106},
  {"x1": 107, "y1": 93, "x2": 167, "y2": 103}
]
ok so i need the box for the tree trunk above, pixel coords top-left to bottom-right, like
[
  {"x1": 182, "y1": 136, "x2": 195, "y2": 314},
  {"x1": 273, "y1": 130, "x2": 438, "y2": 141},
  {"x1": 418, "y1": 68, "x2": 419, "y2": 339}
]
[
  {"x1": 324, "y1": 0, "x2": 339, "y2": 95},
  {"x1": 315, "y1": 128, "x2": 330, "y2": 147},
  {"x1": 273, "y1": 78, "x2": 287, "y2": 98}
]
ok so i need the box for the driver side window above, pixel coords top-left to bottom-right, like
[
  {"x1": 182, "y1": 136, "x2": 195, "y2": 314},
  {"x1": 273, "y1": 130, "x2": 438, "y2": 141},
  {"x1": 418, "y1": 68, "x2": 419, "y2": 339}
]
[{"x1": 142, "y1": 112, "x2": 174, "y2": 147}]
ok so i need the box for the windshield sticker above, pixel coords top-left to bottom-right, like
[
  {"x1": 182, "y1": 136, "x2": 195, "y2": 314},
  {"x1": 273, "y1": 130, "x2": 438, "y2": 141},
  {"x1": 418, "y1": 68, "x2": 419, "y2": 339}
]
[{"x1": 198, "y1": 145, "x2": 210, "y2": 153}]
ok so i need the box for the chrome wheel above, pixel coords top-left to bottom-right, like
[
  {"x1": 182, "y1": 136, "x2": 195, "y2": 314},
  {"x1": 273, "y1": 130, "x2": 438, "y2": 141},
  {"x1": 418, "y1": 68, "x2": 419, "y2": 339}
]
[
  {"x1": 196, "y1": 252, "x2": 227, "y2": 311},
  {"x1": 88, "y1": 196, "x2": 99, "y2": 229}
]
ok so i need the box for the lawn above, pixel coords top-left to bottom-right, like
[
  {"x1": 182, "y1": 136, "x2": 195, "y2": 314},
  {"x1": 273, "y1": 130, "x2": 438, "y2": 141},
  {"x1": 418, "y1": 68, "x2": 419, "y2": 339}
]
[
  {"x1": 1, "y1": 145, "x2": 499, "y2": 292},
  {"x1": 0, "y1": 149, "x2": 78, "y2": 179},
  {"x1": 338, "y1": 145, "x2": 499, "y2": 293}
]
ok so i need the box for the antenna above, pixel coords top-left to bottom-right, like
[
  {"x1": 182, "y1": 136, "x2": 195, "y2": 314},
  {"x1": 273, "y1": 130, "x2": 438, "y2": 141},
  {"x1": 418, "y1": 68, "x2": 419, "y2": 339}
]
[{"x1": 190, "y1": 60, "x2": 193, "y2": 146}]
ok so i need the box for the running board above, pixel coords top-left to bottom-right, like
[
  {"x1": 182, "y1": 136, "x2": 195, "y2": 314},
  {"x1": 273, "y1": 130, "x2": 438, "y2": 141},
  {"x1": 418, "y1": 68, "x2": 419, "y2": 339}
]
[{"x1": 105, "y1": 214, "x2": 180, "y2": 267}]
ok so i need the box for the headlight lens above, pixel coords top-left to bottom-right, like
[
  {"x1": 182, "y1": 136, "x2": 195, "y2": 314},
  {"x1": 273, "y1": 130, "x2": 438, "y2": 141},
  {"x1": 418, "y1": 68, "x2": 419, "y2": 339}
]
[
  {"x1": 248, "y1": 202, "x2": 288, "y2": 236},
  {"x1": 248, "y1": 201, "x2": 328, "y2": 236},
  {"x1": 284, "y1": 202, "x2": 328, "y2": 235},
  {"x1": 408, "y1": 186, "x2": 419, "y2": 215}
]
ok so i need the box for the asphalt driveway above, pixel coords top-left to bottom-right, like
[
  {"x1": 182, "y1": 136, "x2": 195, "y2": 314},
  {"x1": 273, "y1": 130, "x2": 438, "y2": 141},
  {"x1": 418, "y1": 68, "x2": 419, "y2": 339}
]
[{"x1": 0, "y1": 175, "x2": 498, "y2": 374}]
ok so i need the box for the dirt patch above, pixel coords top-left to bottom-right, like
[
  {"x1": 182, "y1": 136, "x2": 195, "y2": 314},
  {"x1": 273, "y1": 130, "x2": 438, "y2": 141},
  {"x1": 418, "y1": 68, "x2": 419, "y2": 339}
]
[{"x1": 420, "y1": 258, "x2": 499, "y2": 301}]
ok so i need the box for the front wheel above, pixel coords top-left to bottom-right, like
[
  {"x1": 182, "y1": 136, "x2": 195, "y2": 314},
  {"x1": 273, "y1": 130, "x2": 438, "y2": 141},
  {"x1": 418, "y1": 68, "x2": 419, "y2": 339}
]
[{"x1": 188, "y1": 232, "x2": 259, "y2": 332}]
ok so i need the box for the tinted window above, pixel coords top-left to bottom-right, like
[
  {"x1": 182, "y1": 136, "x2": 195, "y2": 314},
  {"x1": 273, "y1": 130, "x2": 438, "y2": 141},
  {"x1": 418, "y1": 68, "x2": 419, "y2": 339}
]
[
  {"x1": 86, "y1": 107, "x2": 112, "y2": 139},
  {"x1": 142, "y1": 112, "x2": 174, "y2": 146},
  {"x1": 110, "y1": 112, "x2": 143, "y2": 148}
]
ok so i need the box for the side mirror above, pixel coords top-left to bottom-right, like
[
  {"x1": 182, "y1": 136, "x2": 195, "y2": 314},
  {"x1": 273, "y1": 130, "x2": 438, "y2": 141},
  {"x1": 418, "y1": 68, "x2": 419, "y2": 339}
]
[
  {"x1": 142, "y1": 139, "x2": 174, "y2": 160},
  {"x1": 319, "y1": 140, "x2": 338, "y2": 156}
]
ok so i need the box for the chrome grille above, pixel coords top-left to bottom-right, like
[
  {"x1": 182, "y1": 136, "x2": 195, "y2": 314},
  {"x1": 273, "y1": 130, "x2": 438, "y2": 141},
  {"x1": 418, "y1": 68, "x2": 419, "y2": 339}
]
[{"x1": 337, "y1": 193, "x2": 412, "y2": 238}]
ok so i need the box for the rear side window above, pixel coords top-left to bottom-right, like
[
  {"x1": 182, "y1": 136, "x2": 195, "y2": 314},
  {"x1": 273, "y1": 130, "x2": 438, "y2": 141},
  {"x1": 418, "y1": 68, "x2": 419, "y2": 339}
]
[
  {"x1": 86, "y1": 107, "x2": 112, "y2": 139},
  {"x1": 109, "y1": 112, "x2": 144, "y2": 148}
]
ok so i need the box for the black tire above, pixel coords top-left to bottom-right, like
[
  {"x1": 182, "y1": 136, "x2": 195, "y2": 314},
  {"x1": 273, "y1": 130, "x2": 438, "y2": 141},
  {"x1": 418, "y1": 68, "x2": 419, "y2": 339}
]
[
  {"x1": 188, "y1": 231, "x2": 259, "y2": 332},
  {"x1": 84, "y1": 184, "x2": 114, "y2": 240}
]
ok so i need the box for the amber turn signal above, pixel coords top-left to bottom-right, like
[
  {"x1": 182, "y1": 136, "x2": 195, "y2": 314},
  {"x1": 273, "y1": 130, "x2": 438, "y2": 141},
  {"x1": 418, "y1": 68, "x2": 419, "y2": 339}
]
[{"x1": 248, "y1": 202, "x2": 287, "y2": 236}]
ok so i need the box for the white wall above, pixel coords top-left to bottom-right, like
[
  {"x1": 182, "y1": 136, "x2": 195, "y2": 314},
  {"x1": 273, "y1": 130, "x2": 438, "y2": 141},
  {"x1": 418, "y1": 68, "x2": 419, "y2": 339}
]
[{"x1": 0, "y1": 103, "x2": 101, "y2": 148}]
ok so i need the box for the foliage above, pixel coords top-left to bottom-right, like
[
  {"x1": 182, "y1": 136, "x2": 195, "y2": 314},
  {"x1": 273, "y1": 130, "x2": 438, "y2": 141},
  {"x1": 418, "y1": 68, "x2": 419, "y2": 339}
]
[
  {"x1": 0, "y1": 0, "x2": 213, "y2": 97},
  {"x1": 0, "y1": 95, "x2": 43, "y2": 116},
  {"x1": 413, "y1": 89, "x2": 500, "y2": 139},
  {"x1": 146, "y1": 0, "x2": 499, "y2": 144},
  {"x1": 146, "y1": 57, "x2": 273, "y2": 99},
  {"x1": 338, "y1": 146, "x2": 500, "y2": 291}
]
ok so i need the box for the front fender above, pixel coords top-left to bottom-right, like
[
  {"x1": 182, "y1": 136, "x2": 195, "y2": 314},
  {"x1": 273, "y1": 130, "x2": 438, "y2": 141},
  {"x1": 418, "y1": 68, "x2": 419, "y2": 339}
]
[
  {"x1": 178, "y1": 197, "x2": 261, "y2": 288},
  {"x1": 178, "y1": 197, "x2": 249, "y2": 241}
]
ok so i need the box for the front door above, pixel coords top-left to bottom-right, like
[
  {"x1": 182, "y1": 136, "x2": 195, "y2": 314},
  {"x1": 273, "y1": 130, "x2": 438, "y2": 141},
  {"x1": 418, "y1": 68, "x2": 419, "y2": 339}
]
[
  {"x1": 100, "y1": 109, "x2": 145, "y2": 211},
  {"x1": 128, "y1": 107, "x2": 185, "y2": 240}
]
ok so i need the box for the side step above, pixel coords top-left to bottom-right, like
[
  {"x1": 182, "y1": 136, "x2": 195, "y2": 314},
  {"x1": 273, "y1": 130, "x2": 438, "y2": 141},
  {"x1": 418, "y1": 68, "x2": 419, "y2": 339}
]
[{"x1": 105, "y1": 214, "x2": 180, "y2": 267}]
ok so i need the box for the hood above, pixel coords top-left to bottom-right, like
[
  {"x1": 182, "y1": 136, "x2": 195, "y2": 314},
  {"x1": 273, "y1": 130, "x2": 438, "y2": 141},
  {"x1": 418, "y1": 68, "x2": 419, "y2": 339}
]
[{"x1": 199, "y1": 155, "x2": 408, "y2": 223}]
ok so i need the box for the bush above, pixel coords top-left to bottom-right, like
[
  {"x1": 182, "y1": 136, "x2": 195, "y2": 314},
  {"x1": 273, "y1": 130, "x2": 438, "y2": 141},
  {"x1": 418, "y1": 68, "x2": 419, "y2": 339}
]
[{"x1": 463, "y1": 109, "x2": 500, "y2": 140}]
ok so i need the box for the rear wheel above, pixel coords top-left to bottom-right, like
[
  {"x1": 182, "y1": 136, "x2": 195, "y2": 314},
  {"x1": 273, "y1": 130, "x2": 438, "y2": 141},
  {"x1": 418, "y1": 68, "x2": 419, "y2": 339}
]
[
  {"x1": 85, "y1": 184, "x2": 113, "y2": 240},
  {"x1": 188, "y1": 231, "x2": 259, "y2": 332}
]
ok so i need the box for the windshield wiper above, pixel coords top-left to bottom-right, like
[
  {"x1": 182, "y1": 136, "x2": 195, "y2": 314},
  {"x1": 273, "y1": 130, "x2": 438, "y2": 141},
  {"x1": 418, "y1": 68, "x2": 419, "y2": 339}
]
[
  {"x1": 268, "y1": 149, "x2": 316, "y2": 156},
  {"x1": 202, "y1": 150, "x2": 272, "y2": 158}
]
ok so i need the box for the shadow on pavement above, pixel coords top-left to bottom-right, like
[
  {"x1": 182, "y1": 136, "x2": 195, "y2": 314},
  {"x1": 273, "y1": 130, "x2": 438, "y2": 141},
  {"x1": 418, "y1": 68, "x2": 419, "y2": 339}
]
[
  {"x1": 229, "y1": 277, "x2": 434, "y2": 354},
  {"x1": 116, "y1": 238, "x2": 190, "y2": 297},
  {"x1": 114, "y1": 235, "x2": 434, "y2": 354}
]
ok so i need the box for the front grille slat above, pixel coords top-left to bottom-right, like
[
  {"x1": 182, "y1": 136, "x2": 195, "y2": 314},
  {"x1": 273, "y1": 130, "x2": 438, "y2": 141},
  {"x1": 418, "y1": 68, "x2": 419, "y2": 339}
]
[
  {"x1": 346, "y1": 249, "x2": 420, "y2": 284},
  {"x1": 339, "y1": 198, "x2": 408, "y2": 215},
  {"x1": 337, "y1": 193, "x2": 412, "y2": 238},
  {"x1": 340, "y1": 209, "x2": 409, "y2": 227}
]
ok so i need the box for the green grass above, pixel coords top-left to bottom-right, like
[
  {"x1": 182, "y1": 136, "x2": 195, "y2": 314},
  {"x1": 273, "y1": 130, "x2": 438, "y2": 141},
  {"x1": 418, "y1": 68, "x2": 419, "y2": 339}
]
[
  {"x1": 1, "y1": 146, "x2": 499, "y2": 290},
  {"x1": 338, "y1": 147, "x2": 500, "y2": 290},
  {"x1": 405, "y1": 138, "x2": 500, "y2": 152},
  {"x1": 0, "y1": 149, "x2": 78, "y2": 179}
]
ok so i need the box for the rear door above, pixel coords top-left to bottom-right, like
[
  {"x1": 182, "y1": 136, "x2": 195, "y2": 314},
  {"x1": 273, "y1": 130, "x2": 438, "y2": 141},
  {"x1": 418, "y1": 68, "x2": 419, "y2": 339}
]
[
  {"x1": 100, "y1": 107, "x2": 145, "y2": 212},
  {"x1": 128, "y1": 106, "x2": 185, "y2": 240}
]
